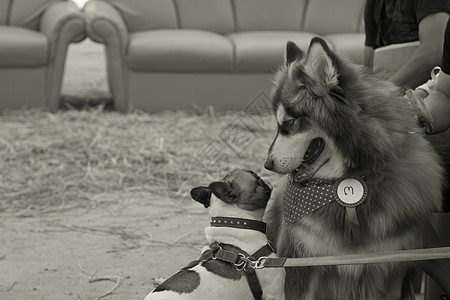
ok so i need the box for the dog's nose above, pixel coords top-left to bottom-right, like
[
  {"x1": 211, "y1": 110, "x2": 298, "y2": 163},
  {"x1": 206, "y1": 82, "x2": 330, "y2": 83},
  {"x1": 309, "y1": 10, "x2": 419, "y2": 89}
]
[{"x1": 264, "y1": 159, "x2": 274, "y2": 170}]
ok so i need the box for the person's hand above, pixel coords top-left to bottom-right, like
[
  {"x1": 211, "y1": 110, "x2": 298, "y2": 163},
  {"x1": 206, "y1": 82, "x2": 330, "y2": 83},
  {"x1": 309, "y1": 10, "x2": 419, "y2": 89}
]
[
  {"x1": 405, "y1": 89, "x2": 435, "y2": 134},
  {"x1": 415, "y1": 67, "x2": 441, "y2": 97}
]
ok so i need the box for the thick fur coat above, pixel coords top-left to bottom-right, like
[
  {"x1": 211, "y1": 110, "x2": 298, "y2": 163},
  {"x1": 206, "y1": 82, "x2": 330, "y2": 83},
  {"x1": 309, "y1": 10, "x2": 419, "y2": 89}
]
[{"x1": 264, "y1": 38, "x2": 444, "y2": 299}]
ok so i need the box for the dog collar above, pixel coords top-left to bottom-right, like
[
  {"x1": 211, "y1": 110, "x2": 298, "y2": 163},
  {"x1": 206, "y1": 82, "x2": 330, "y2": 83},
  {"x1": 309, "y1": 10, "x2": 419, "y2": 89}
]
[
  {"x1": 284, "y1": 175, "x2": 368, "y2": 247},
  {"x1": 210, "y1": 217, "x2": 267, "y2": 234}
]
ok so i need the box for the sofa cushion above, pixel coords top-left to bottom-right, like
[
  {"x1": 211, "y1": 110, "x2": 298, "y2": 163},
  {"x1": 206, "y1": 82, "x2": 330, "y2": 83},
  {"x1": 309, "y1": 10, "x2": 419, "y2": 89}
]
[
  {"x1": 0, "y1": 26, "x2": 48, "y2": 66},
  {"x1": 233, "y1": 0, "x2": 305, "y2": 31},
  {"x1": 303, "y1": 0, "x2": 365, "y2": 35},
  {"x1": 107, "y1": 0, "x2": 178, "y2": 32},
  {"x1": 127, "y1": 29, "x2": 234, "y2": 72},
  {"x1": 175, "y1": 0, "x2": 234, "y2": 34},
  {"x1": 5, "y1": 0, "x2": 63, "y2": 29},
  {"x1": 229, "y1": 31, "x2": 324, "y2": 72},
  {"x1": 323, "y1": 33, "x2": 365, "y2": 64}
]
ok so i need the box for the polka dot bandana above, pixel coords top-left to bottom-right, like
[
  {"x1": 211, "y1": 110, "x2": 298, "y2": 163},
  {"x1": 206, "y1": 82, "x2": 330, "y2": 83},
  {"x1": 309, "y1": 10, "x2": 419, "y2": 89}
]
[
  {"x1": 283, "y1": 176, "x2": 336, "y2": 225},
  {"x1": 283, "y1": 175, "x2": 368, "y2": 247}
]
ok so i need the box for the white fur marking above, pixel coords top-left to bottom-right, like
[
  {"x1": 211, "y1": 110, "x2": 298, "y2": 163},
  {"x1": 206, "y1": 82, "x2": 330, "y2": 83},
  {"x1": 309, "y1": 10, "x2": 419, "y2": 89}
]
[{"x1": 276, "y1": 104, "x2": 286, "y2": 127}]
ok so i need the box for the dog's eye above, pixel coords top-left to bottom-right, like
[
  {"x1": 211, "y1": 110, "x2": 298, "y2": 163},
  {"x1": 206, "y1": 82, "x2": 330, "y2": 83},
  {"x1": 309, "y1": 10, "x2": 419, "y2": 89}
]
[{"x1": 283, "y1": 119, "x2": 295, "y2": 128}]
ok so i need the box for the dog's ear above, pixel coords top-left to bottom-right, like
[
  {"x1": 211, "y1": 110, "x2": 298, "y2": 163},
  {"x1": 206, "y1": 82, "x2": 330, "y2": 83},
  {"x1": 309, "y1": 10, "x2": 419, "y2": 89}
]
[
  {"x1": 285, "y1": 41, "x2": 303, "y2": 66},
  {"x1": 209, "y1": 181, "x2": 238, "y2": 204},
  {"x1": 190, "y1": 186, "x2": 212, "y2": 208},
  {"x1": 305, "y1": 37, "x2": 339, "y2": 87}
]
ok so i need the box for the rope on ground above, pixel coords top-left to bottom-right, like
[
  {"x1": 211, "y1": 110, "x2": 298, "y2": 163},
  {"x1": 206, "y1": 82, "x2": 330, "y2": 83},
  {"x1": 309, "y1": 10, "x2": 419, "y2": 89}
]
[
  {"x1": 6, "y1": 280, "x2": 16, "y2": 292},
  {"x1": 78, "y1": 263, "x2": 122, "y2": 300}
]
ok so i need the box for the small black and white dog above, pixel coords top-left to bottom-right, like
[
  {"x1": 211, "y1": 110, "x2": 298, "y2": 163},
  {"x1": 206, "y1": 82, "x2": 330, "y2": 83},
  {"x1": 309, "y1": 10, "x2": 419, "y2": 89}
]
[{"x1": 145, "y1": 170, "x2": 285, "y2": 300}]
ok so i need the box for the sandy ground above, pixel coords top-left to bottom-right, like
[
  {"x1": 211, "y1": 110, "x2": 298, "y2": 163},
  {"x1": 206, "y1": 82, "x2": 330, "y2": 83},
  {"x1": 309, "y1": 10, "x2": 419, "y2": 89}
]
[
  {"x1": 0, "y1": 40, "x2": 209, "y2": 300},
  {"x1": 1, "y1": 181, "x2": 431, "y2": 299},
  {"x1": 0, "y1": 190, "x2": 209, "y2": 300}
]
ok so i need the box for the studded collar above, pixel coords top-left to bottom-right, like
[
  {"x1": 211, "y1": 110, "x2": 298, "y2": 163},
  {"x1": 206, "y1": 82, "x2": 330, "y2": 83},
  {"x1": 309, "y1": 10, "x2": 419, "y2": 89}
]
[{"x1": 210, "y1": 217, "x2": 267, "y2": 235}]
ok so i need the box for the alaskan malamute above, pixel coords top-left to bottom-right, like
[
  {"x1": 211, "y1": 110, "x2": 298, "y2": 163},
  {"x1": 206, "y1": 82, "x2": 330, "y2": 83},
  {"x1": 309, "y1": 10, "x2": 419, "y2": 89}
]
[{"x1": 264, "y1": 37, "x2": 444, "y2": 299}]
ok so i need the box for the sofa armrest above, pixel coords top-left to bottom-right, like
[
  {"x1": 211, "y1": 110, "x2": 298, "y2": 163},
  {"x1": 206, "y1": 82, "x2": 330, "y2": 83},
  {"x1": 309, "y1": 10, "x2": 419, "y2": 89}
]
[
  {"x1": 84, "y1": 0, "x2": 130, "y2": 112},
  {"x1": 40, "y1": 1, "x2": 85, "y2": 46},
  {"x1": 39, "y1": 1, "x2": 85, "y2": 110},
  {"x1": 84, "y1": 0, "x2": 129, "y2": 47}
]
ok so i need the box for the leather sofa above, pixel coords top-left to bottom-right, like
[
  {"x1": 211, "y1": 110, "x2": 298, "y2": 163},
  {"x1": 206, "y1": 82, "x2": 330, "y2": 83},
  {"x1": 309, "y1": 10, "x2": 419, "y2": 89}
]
[
  {"x1": 85, "y1": 0, "x2": 366, "y2": 112},
  {"x1": 0, "y1": 0, "x2": 85, "y2": 110}
]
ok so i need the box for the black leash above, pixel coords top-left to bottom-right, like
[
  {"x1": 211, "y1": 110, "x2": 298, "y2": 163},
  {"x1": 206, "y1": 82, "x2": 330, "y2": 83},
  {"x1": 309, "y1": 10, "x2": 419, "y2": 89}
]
[
  {"x1": 245, "y1": 244, "x2": 275, "y2": 300},
  {"x1": 210, "y1": 242, "x2": 274, "y2": 300},
  {"x1": 201, "y1": 217, "x2": 274, "y2": 300}
]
